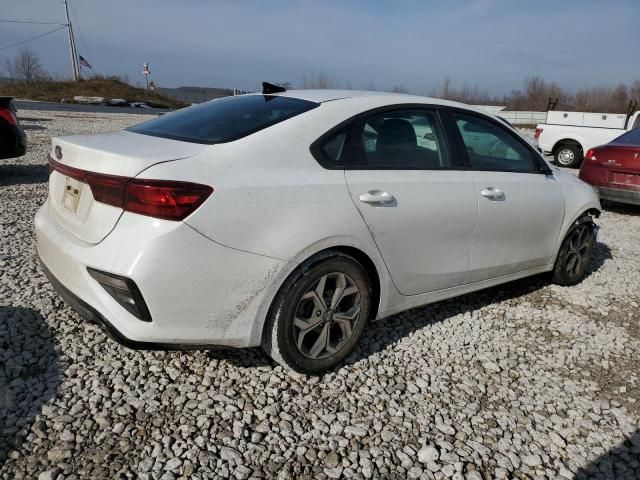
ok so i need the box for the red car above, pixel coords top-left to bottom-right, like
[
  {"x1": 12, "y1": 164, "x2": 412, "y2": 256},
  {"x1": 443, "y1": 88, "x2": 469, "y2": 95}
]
[
  {"x1": 0, "y1": 96, "x2": 27, "y2": 159},
  {"x1": 579, "y1": 128, "x2": 640, "y2": 206}
]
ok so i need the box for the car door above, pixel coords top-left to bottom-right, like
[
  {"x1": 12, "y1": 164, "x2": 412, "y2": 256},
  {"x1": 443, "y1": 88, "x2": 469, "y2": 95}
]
[
  {"x1": 445, "y1": 110, "x2": 565, "y2": 283},
  {"x1": 340, "y1": 108, "x2": 477, "y2": 295}
]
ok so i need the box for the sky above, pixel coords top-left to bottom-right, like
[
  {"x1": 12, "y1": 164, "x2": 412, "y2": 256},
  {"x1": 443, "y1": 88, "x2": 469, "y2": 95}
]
[{"x1": 1, "y1": 0, "x2": 638, "y2": 95}]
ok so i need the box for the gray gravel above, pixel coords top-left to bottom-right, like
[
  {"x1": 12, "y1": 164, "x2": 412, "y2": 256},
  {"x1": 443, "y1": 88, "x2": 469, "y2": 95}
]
[{"x1": 1, "y1": 111, "x2": 639, "y2": 479}]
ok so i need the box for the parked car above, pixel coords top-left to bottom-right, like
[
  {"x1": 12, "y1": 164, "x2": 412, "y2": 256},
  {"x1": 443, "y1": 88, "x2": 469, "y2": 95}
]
[
  {"x1": 0, "y1": 96, "x2": 27, "y2": 160},
  {"x1": 536, "y1": 108, "x2": 640, "y2": 168},
  {"x1": 579, "y1": 128, "x2": 640, "y2": 206},
  {"x1": 36, "y1": 88, "x2": 601, "y2": 373}
]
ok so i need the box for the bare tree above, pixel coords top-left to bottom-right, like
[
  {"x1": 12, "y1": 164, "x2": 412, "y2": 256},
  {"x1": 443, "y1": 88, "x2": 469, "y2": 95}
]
[
  {"x1": 430, "y1": 76, "x2": 492, "y2": 104},
  {"x1": 391, "y1": 85, "x2": 409, "y2": 94},
  {"x1": 301, "y1": 71, "x2": 337, "y2": 89},
  {"x1": 4, "y1": 47, "x2": 48, "y2": 82},
  {"x1": 631, "y1": 80, "x2": 640, "y2": 105},
  {"x1": 611, "y1": 83, "x2": 630, "y2": 112}
]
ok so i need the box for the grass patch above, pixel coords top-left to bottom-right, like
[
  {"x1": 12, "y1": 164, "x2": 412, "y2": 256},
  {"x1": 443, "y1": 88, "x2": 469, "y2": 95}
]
[{"x1": 0, "y1": 77, "x2": 188, "y2": 109}]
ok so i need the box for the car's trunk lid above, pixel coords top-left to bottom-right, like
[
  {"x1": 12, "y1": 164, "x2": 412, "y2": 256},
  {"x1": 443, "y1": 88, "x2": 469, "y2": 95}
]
[
  {"x1": 48, "y1": 130, "x2": 210, "y2": 244},
  {"x1": 595, "y1": 144, "x2": 640, "y2": 191}
]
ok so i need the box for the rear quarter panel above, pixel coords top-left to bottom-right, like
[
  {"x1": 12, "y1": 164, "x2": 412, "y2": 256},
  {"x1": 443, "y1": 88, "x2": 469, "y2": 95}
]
[{"x1": 137, "y1": 98, "x2": 403, "y2": 319}]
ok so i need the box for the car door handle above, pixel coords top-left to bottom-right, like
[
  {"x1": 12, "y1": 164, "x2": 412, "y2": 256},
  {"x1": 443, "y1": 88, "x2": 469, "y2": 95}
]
[
  {"x1": 359, "y1": 190, "x2": 395, "y2": 205},
  {"x1": 480, "y1": 187, "x2": 505, "y2": 200}
]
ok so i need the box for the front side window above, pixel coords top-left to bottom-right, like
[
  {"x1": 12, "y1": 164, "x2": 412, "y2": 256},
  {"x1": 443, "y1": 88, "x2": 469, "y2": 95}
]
[
  {"x1": 128, "y1": 95, "x2": 318, "y2": 144},
  {"x1": 358, "y1": 109, "x2": 450, "y2": 169},
  {"x1": 453, "y1": 112, "x2": 535, "y2": 172}
]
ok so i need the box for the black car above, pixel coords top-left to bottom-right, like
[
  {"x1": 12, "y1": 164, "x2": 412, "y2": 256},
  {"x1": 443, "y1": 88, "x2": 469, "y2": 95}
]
[{"x1": 0, "y1": 96, "x2": 27, "y2": 159}]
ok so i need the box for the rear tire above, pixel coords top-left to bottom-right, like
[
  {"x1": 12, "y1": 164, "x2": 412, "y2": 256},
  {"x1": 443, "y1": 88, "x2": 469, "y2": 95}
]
[
  {"x1": 554, "y1": 143, "x2": 582, "y2": 168},
  {"x1": 552, "y1": 218, "x2": 595, "y2": 286},
  {"x1": 262, "y1": 251, "x2": 372, "y2": 374}
]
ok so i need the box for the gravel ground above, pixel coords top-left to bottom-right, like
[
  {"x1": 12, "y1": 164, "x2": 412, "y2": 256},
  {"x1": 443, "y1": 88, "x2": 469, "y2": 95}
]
[{"x1": 1, "y1": 111, "x2": 639, "y2": 479}]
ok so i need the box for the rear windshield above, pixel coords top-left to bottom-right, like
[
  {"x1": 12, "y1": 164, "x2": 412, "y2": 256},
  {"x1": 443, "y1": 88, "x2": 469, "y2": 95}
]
[
  {"x1": 612, "y1": 128, "x2": 640, "y2": 145},
  {"x1": 127, "y1": 95, "x2": 319, "y2": 144}
]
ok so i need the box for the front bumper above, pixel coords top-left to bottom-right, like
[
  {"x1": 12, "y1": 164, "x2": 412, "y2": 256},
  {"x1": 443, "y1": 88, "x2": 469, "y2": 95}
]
[{"x1": 35, "y1": 200, "x2": 291, "y2": 347}]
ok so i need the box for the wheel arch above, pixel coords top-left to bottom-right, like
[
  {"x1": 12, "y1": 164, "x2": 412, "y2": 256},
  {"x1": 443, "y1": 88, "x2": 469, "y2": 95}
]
[
  {"x1": 551, "y1": 204, "x2": 601, "y2": 265},
  {"x1": 552, "y1": 137, "x2": 585, "y2": 155},
  {"x1": 326, "y1": 246, "x2": 381, "y2": 321},
  {"x1": 254, "y1": 244, "x2": 385, "y2": 347}
]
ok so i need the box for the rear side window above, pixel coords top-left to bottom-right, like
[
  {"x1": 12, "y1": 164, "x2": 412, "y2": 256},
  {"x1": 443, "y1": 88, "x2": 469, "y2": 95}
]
[
  {"x1": 128, "y1": 95, "x2": 318, "y2": 144},
  {"x1": 357, "y1": 109, "x2": 451, "y2": 169},
  {"x1": 322, "y1": 131, "x2": 348, "y2": 163},
  {"x1": 452, "y1": 112, "x2": 535, "y2": 172},
  {"x1": 612, "y1": 128, "x2": 640, "y2": 145}
]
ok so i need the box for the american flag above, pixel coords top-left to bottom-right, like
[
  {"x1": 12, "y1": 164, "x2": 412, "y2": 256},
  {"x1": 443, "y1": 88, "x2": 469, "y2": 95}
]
[{"x1": 78, "y1": 55, "x2": 92, "y2": 69}]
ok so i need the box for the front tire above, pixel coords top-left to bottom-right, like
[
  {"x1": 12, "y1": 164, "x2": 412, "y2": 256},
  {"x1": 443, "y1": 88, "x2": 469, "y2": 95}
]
[
  {"x1": 552, "y1": 218, "x2": 595, "y2": 286},
  {"x1": 262, "y1": 252, "x2": 372, "y2": 374},
  {"x1": 554, "y1": 143, "x2": 582, "y2": 168}
]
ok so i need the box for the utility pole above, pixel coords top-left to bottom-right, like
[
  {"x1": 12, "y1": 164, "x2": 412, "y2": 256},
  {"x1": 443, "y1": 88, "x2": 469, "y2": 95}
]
[{"x1": 64, "y1": 0, "x2": 79, "y2": 80}]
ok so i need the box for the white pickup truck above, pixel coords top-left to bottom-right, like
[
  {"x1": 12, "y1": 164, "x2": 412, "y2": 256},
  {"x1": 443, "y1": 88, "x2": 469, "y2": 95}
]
[{"x1": 535, "y1": 109, "x2": 640, "y2": 167}]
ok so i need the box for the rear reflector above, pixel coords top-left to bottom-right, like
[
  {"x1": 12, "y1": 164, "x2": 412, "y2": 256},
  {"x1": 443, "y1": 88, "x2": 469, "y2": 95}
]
[
  {"x1": 48, "y1": 156, "x2": 213, "y2": 220},
  {"x1": 87, "y1": 267, "x2": 152, "y2": 322}
]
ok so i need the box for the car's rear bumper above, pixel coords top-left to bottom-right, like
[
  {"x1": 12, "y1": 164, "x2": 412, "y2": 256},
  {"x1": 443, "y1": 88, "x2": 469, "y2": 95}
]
[
  {"x1": 537, "y1": 140, "x2": 551, "y2": 154},
  {"x1": 39, "y1": 257, "x2": 176, "y2": 350},
  {"x1": 598, "y1": 186, "x2": 640, "y2": 206},
  {"x1": 35, "y1": 200, "x2": 291, "y2": 348}
]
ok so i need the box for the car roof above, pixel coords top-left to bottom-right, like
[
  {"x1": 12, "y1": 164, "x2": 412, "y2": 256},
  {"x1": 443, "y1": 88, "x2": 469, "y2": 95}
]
[{"x1": 252, "y1": 89, "x2": 475, "y2": 110}]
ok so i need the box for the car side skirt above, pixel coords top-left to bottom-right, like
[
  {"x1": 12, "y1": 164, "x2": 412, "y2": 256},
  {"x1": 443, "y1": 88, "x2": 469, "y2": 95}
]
[{"x1": 377, "y1": 264, "x2": 553, "y2": 320}]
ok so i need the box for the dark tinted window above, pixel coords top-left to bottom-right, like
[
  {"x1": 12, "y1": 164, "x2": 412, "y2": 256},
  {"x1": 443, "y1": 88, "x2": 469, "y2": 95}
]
[
  {"x1": 358, "y1": 110, "x2": 450, "y2": 169},
  {"x1": 322, "y1": 131, "x2": 347, "y2": 163},
  {"x1": 612, "y1": 128, "x2": 640, "y2": 145},
  {"x1": 128, "y1": 95, "x2": 318, "y2": 144},
  {"x1": 453, "y1": 113, "x2": 534, "y2": 172}
]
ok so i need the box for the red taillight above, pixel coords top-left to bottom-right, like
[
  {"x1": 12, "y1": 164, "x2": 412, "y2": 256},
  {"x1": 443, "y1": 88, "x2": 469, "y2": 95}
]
[
  {"x1": 124, "y1": 180, "x2": 213, "y2": 220},
  {"x1": 0, "y1": 107, "x2": 18, "y2": 126},
  {"x1": 48, "y1": 156, "x2": 127, "y2": 207},
  {"x1": 534, "y1": 127, "x2": 543, "y2": 140},
  {"x1": 48, "y1": 156, "x2": 213, "y2": 220},
  {"x1": 585, "y1": 149, "x2": 597, "y2": 162}
]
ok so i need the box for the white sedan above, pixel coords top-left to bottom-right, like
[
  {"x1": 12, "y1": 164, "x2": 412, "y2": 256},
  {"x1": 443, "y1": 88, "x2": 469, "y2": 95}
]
[{"x1": 36, "y1": 86, "x2": 601, "y2": 373}]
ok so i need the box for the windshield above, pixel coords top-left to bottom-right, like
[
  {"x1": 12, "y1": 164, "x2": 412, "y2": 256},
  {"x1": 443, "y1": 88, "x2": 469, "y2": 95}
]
[{"x1": 127, "y1": 95, "x2": 319, "y2": 144}]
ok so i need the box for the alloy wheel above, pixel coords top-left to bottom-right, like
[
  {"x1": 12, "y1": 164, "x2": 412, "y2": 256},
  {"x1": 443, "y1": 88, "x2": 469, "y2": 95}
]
[
  {"x1": 293, "y1": 272, "x2": 361, "y2": 359},
  {"x1": 565, "y1": 224, "x2": 592, "y2": 277}
]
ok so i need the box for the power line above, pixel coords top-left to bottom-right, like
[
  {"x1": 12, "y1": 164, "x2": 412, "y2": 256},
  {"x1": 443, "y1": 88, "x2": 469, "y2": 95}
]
[
  {"x1": 0, "y1": 19, "x2": 67, "y2": 26},
  {"x1": 0, "y1": 25, "x2": 67, "y2": 51}
]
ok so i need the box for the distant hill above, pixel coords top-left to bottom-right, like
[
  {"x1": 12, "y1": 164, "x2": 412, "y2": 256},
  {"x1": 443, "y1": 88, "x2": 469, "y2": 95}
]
[
  {"x1": 158, "y1": 86, "x2": 239, "y2": 104},
  {"x1": 0, "y1": 77, "x2": 187, "y2": 109}
]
